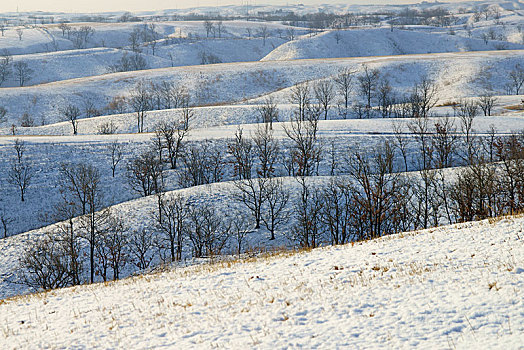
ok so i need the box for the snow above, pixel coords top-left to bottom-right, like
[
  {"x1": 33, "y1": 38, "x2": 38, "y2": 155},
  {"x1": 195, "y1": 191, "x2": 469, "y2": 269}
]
[
  {"x1": 0, "y1": 215, "x2": 522, "y2": 348},
  {"x1": 262, "y1": 28, "x2": 524, "y2": 61},
  {"x1": 0, "y1": 1, "x2": 524, "y2": 346}
]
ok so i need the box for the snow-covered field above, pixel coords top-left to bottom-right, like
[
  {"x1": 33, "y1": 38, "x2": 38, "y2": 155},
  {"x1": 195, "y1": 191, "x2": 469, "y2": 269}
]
[
  {"x1": 1, "y1": 1, "x2": 524, "y2": 346},
  {"x1": 0, "y1": 215, "x2": 522, "y2": 348}
]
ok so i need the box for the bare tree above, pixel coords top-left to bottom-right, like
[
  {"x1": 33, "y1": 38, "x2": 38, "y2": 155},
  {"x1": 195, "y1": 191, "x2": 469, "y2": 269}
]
[
  {"x1": 291, "y1": 177, "x2": 323, "y2": 248},
  {"x1": 286, "y1": 27, "x2": 295, "y2": 40},
  {"x1": 262, "y1": 177, "x2": 289, "y2": 240},
  {"x1": 204, "y1": 20, "x2": 214, "y2": 38},
  {"x1": 60, "y1": 104, "x2": 80, "y2": 135},
  {"x1": 126, "y1": 151, "x2": 164, "y2": 197},
  {"x1": 129, "y1": 229, "x2": 154, "y2": 270},
  {"x1": 334, "y1": 67, "x2": 354, "y2": 111},
  {"x1": 228, "y1": 127, "x2": 254, "y2": 180},
  {"x1": 156, "y1": 193, "x2": 188, "y2": 262},
  {"x1": 507, "y1": 64, "x2": 524, "y2": 95},
  {"x1": 96, "y1": 212, "x2": 128, "y2": 280},
  {"x1": 0, "y1": 50, "x2": 12, "y2": 86},
  {"x1": 477, "y1": 93, "x2": 497, "y2": 116},
  {"x1": 0, "y1": 106, "x2": 7, "y2": 125},
  {"x1": 256, "y1": 97, "x2": 279, "y2": 129},
  {"x1": 13, "y1": 61, "x2": 33, "y2": 87},
  {"x1": 0, "y1": 21, "x2": 6, "y2": 36},
  {"x1": 0, "y1": 209, "x2": 13, "y2": 238},
  {"x1": 107, "y1": 141, "x2": 124, "y2": 177},
  {"x1": 283, "y1": 113, "x2": 322, "y2": 177},
  {"x1": 409, "y1": 77, "x2": 438, "y2": 118},
  {"x1": 16, "y1": 28, "x2": 23, "y2": 41},
  {"x1": 129, "y1": 80, "x2": 151, "y2": 133},
  {"x1": 253, "y1": 123, "x2": 280, "y2": 178},
  {"x1": 155, "y1": 107, "x2": 191, "y2": 170},
  {"x1": 216, "y1": 21, "x2": 224, "y2": 38},
  {"x1": 258, "y1": 25, "x2": 270, "y2": 46},
  {"x1": 456, "y1": 99, "x2": 479, "y2": 164},
  {"x1": 58, "y1": 22, "x2": 71, "y2": 37},
  {"x1": 19, "y1": 232, "x2": 72, "y2": 291},
  {"x1": 129, "y1": 25, "x2": 142, "y2": 53},
  {"x1": 8, "y1": 139, "x2": 33, "y2": 202},
  {"x1": 60, "y1": 162, "x2": 103, "y2": 283},
  {"x1": 314, "y1": 80, "x2": 335, "y2": 120},
  {"x1": 230, "y1": 212, "x2": 252, "y2": 255},
  {"x1": 289, "y1": 82, "x2": 311, "y2": 121},
  {"x1": 178, "y1": 141, "x2": 225, "y2": 188},
  {"x1": 358, "y1": 64, "x2": 380, "y2": 109}
]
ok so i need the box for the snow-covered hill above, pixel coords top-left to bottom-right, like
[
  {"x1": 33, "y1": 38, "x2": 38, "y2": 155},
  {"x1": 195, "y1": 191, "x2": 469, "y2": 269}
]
[
  {"x1": 1, "y1": 50, "x2": 523, "y2": 125},
  {"x1": 0, "y1": 214, "x2": 522, "y2": 348},
  {"x1": 262, "y1": 28, "x2": 524, "y2": 61}
]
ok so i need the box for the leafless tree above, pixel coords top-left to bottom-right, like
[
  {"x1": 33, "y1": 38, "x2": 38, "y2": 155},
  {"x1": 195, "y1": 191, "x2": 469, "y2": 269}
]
[
  {"x1": 0, "y1": 209, "x2": 13, "y2": 238},
  {"x1": 507, "y1": 64, "x2": 524, "y2": 95},
  {"x1": 95, "y1": 212, "x2": 128, "y2": 281},
  {"x1": 58, "y1": 22, "x2": 71, "y2": 37},
  {"x1": 13, "y1": 61, "x2": 33, "y2": 87},
  {"x1": 319, "y1": 179, "x2": 352, "y2": 245},
  {"x1": 107, "y1": 141, "x2": 124, "y2": 177},
  {"x1": 286, "y1": 27, "x2": 295, "y2": 40},
  {"x1": 71, "y1": 26, "x2": 95, "y2": 49},
  {"x1": 0, "y1": 106, "x2": 7, "y2": 125},
  {"x1": 262, "y1": 177, "x2": 289, "y2": 240},
  {"x1": 358, "y1": 64, "x2": 380, "y2": 109},
  {"x1": 155, "y1": 108, "x2": 191, "y2": 170},
  {"x1": 204, "y1": 20, "x2": 214, "y2": 38},
  {"x1": 128, "y1": 26, "x2": 142, "y2": 53},
  {"x1": 409, "y1": 77, "x2": 438, "y2": 118},
  {"x1": 60, "y1": 104, "x2": 81, "y2": 135},
  {"x1": 126, "y1": 151, "x2": 164, "y2": 197},
  {"x1": 258, "y1": 25, "x2": 270, "y2": 46},
  {"x1": 187, "y1": 203, "x2": 229, "y2": 258},
  {"x1": 178, "y1": 141, "x2": 225, "y2": 188},
  {"x1": 129, "y1": 229, "x2": 154, "y2": 270},
  {"x1": 253, "y1": 123, "x2": 280, "y2": 178},
  {"x1": 8, "y1": 139, "x2": 33, "y2": 202},
  {"x1": 289, "y1": 82, "x2": 311, "y2": 121},
  {"x1": 0, "y1": 50, "x2": 12, "y2": 86},
  {"x1": 16, "y1": 28, "x2": 23, "y2": 41},
  {"x1": 334, "y1": 30, "x2": 342, "y2": 44},
  {"x1": 314, "y1": 80, "x2": 335, "y2": 120},
  {"x1": 228, "y1": 127, "x2": 254, "y2": 180},
  {"x1": 333, "y1": 67, "x2": 355, "y2": 111},
  {"x1": 283, "y1": 112, "x2": 322, "y2": 177},
  {"x1": 291, "y1": 177, "x2": 324, "y2": 248},
  {"x1": 97, "y1": 121, "x2": 118, "y2": 135},
  {"x1": 456, "y1": 99, "x2": 478, "y2": 164},
  {"x1": 19, "y1": 232, "x2": 72, "y2": 291},
  {"x1": 391, "y1": 120, "x2": 410, "y2": 172},
  {"x1": 0, "y1": 21, "x2": 6, "y2": 36},
  {"x1": 129, "y1": 80, "x2": 151, "y2": 133},
  {"x1": 61, "y1": 162, "x2": 103, "y2": 284},
  {"x1": 230, "y1": 212, "x2": 252, "y2": 255},
  {"x1": 216, "y1": 21, "x2": 224, "y2": 38},
  {"x1": 155, "y1": 193, "x2": 188, "y2": 262},
  {"x1": 256, "y1": 97, "x2": 279, "y2": 129},
  {"x1": 477, "y1": 93, "x2": 497, "y2": 116}
]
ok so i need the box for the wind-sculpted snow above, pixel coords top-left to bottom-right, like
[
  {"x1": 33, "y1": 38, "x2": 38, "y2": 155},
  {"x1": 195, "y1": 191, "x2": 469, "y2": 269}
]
[{"x1": 0, "y1": 214, "x2": 522, "y2": 348}]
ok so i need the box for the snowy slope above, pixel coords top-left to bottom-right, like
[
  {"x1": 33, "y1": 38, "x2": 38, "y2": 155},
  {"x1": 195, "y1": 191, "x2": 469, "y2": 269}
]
[
  {"x1": 0, "y1": 215, "x2": 522, "y2": 348},
  {"x1": 1, "y1": 50, "x2": 523, "y2": 125},
  {"x1": 262, "y1": 28, "x2": 524, "y2": 61},
  {"x1": 1, "y1": 48, "x2": 171, "y2": 87}
]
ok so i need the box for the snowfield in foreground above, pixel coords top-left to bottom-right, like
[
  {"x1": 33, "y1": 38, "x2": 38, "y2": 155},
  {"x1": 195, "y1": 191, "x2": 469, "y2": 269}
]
[{"x1": 0, "y1": 216, "x2": 522, "y2": 349}]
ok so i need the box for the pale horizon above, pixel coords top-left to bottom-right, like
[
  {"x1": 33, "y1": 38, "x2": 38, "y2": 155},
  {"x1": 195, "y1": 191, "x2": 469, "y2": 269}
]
[{"x1": 1, "y1": 0, "x2": 489, "y2": 14}]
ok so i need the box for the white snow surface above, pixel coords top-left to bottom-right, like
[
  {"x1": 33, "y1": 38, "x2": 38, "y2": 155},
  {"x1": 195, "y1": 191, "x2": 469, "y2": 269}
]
[
  {"x1": 0, "y1": 215, "x2": 522, "y2": 348},
  {"x1": 262, "y1": 28, "x2": 524, "y2": 61}
]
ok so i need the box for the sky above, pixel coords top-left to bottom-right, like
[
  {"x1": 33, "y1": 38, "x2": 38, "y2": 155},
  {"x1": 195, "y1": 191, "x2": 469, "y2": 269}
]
[{"x1": 0, "y1": 0, "x2": 477, "y2": 14}]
